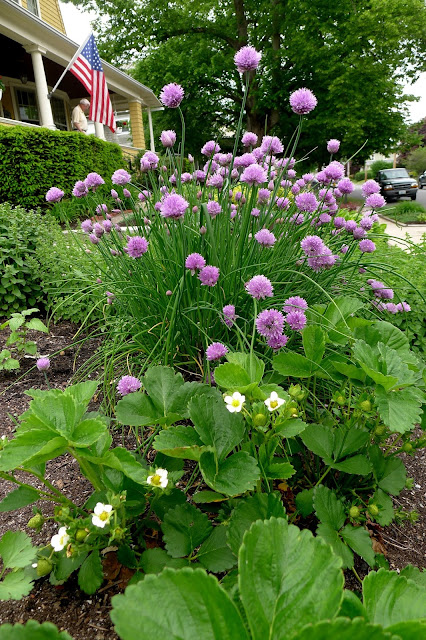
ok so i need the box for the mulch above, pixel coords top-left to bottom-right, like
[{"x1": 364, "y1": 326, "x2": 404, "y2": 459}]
[{"x1": 0, "y1": 322, "x2": 425, "y2": 638}]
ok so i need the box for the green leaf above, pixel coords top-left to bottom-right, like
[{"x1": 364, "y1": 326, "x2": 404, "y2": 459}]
[
  {"x1": 275, "y1": 418, "x2": 307, "y2": 438},
  {"x1": 64, "y1": 381, "x2": 98, "y2": 407},
  {"x1": 300, "y1": 424, "x2": 334, "y2": 462},
  {"x1": 0, "y1": 429, "x2": 67, "y2": 471},
  {"x1": 386, "y1": 621, "x2": 426, "y2": 639},
  {"x1": 197, "y1": 526, "x2": 236, "y2": 572},
  {"x1": 291, "y1": 618, "x2": 394, "y2": 640},
  {"x1": 371, "y1": 489, "x2": 394, "y2": 526},
  {"x1": 0, "y1": 569, "x2": 34, "y2": 601},
  {"x1": 333, "y1": 427, "x2": 370, "y2": 459},
  {"x1": 213, "y1": 362, "x2": 251, "y2": 390},
  {"x1": 0, "y1": 486, "x2": 39, "y2": 512},
  {"x1": 153, "y1": 426, "x2": 205, "y2": 460},
  {"x1": 0, "y1": 620, "x2": 73, "y2": 639},
  {"x1": 363, "y1": 568, "x2": 426, "y2": 627},
  {"x1": 273, "y1": 351, "x2": 319, "y2": 378},
  {"x1": 371, "y1": 448, "x2": 406, "y2": 495},
  {"x1": 339, "y1": 589, "x2": 367, "y2": 619},
  {"x1": 399, "y1": 566, "x2": 426, "y2": 588},
  {"x1": 340, "y1": 524, "x2": 375, "y2": 567},
  {"x1": 239, "y1": 518, "x2": 344, "y2": 640},
  {"x1": 7, "y1": 316, "x2": 25, "y2": 332},
  {"x1": 25, "y1": 318, "x2": 48, "y2": 333},
  {"x1": 169, "y1": 382, "x2": 213, "y2": 417},
  {"x1": 199, "y1": 450, "x2": 260, "y2": 496},
  {"x1": 265, "y1": 461, "x2": 295, "y2": 479},
  {"x1": 316, "y1": 523, "x2": 354, "y2": 569},
  {"x1": 2, "y1": 357, "x2": 20, "y2": 370},
  {"x1": 115, "y1": 392, "x2": 160, "y2": 427},
  {"x1": 139, "y1": 548, "x2": 189, "y2": 574},
  {"x1": 52, "y1": 551, "x2": 87, "y2": 583},
  {"x1": 70, "y1": 418, "x2": 108, "y2": 446},
  {"x1": 227, "y1": 492, "x2": 286, "y2": 555},
  {"x1": 331, "y1": 361, "x2": 366, "y2": 382},
  {"x1": 0, "y1": 531, "x2": 36, "y2": 568},
  {"x1": 77, "y1": 551, "x2": 103, "y2": 594},
  {"x1": 375, "y1": 386, "x2": 424, "y2": 433},
  {"x1": 108, "y1": 448, "x2": 147, "y2": 485},
  {"x1": 162, "y1": 503, "x2": 212, "y2": 558},
  {"x1": 302, "y1": 326, "x2": 326, "y2": 364},
  {"x1": 353, "y1": 340, "x2": 399, "y2": 390},
  {"x1": 322, "y1": 296, "x2": 364, "y2": 328},
  {"x1": 192, "y1": 491, "x2": 227, "y2": 504},
  {"x1": 354, "y1": 320, "x2": 409, "y2": 354},
  {"x1": 313, "y1": 485, "x2": 346, "y2": 530},
  {"x1": 331, "y1": 454, "x2": 372, "y2": 476},
  {"x1": 110, "y1": 568, "x2": 248, "y2": 640},
  {"x1": 226, "y1": 352, "x2": 265, "y2": 385},
  {"x1": 295, "y1": 488, "x2": 314, "y2": 517},
  {"x1": 143, "y1": 366, "x2": 184, "y2": 416},
  {"x1": 189, "y1": 393, "x2": 245, "y2": 460}
]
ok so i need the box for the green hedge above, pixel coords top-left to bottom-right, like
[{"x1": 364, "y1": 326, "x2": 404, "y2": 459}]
[{"x1": 0, "y1": 125, "x2": 125, "y2": 209}]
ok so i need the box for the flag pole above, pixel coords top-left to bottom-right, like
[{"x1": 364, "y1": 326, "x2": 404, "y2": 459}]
[{"x1": 47, "y1": 33, "x2": 92, "y2": 99}]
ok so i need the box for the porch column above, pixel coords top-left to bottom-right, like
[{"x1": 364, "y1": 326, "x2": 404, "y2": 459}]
[
  {"x1": 94, "y1": 121, "x2": 106, "y2": 140},
  {"x1": 24, "y1": 44, "x2": 55, "y2": 130},
  {"x1": 147, "y1": 107, "x2": 155, "y2": 152},
  {"x1": 128, "y1": 99, "x2": 145, "y2": 149}
]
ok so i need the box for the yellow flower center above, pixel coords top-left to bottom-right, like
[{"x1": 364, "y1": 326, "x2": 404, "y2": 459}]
[
  {"x1": 151, "y1": 474, "x2": 162, "y2": 486},
  {"x1": 231, "y1": 399, "x2": 241, "y2": 407},
  {"x1": 99, "y1": 511, "x2": 109, "y2": 521},
  {"x1": 270, "y1": 400, "x2": 278, "y2": 408}
]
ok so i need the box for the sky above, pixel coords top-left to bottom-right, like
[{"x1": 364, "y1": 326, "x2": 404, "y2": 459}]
[{"x1": 59, "y1": 1, "x2": 426, "y2": 124}]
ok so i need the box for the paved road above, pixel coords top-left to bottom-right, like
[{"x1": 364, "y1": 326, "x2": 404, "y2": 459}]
[{"x1": 352, "y1": 184, "x2": 426, "y2": 206}]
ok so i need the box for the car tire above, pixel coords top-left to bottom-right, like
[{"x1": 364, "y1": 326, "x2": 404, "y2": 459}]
[{"x1": 411, "y1": 195, "x2": 417, "y2": 200}]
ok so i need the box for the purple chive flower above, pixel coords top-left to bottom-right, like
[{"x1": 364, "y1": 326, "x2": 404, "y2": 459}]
[
  {"x1": 337, "y1": 178, "x2": 354, "y2": 194},
  {"x1": 95, "y1": 204, "x2": 108, "y2": 215},
  {"x1": 73, "y1": 180, "x2": 88, "y2": 198},
  {"x1": 138, "y1": 190, "x2": 151, "y2": 202},
  {"x1": 318, "y1": 213, "x2": 332, "y2": 224},
  {"x1": 201, "y1": 141, "x2": 221, "y2": 157},
  {"x1": 333, "y1": 217, "x2": 345, "y2": 229},
  {"x1": 160, "y1": 130, "x2": 176, "y2": 147},
  {"x1": 223, "y1": 304, "x2": 236, "y2": 327},
  {"x1": 234, "y1": 153, "x2": 257, "y2": 168},
  {"x1": 206, "y1": 342, "x2": 229, "y2": 361},
  {"x1": 276, "y1": 197, "x2": 291, "y2": 212},
  {"x1": 307, "y1": 248, "x2": 337, "y2": 272},
  {"x1": 199, "y1": 266, "x2": 220, "y2": 287},
  {"x1": 362, "y1": 180, "x2": 381, "y2": 197},
  {"x1": 207, "y1": 173, "x2": 224, "y2": 189},
  {"x1": 295, "y1": 192, "x2": 318, "y2": 213},
  {"x1": 366, "y1": 193, "x2": 386, "y2": 209},
  {"x1": 245, "y1": 275, "x2": 274, "y2": 299},
  {"x1": 256, "y1": 309, "x2": 285, "y2": 337},
  {"x1": 185, "y1": 253, "x2": 206, "y2": 273},
  {"x1": 242, "y1": 131, "x2": 258, "y2": 146},
  {"x1": 283, "y1": 296, "x2": 308, "y2": 313},
  {"x1": 341, "y1": 244, "x2": 349, "y2": 254},
  {"x1": 345, "y1": 220, "x2": 357, "y2": 232},
  {"x1": 324, "y1": 161, "x2": 345, "y2": 181},
  {"x1": 251, "y1": 207, "x2": 261, "y2": 217},
  {"x1": 267, "y1": 333, "x2": 289, "y2": 350},
  {"x1": 207, "y1": 201, "x2": 221, "y2": 217},
  {"x1": 36, "y1": 357, "x2": 50, "y2": 371},
  {"x1": 140, "y1": 151, "x2": 159, "y2": 171},
  {"x1": 240, "y1": 164, "x2": 267, "y2": 186},
  {"x1": 45, "y1": 187, "x2": 64, "y2": 203},
  {"x1": 396, "y1": 301, "x2": 411, "y2": 312},
  {"x1": 111, "y1": 189, "x2": 119, "y2": 199},
  {"x1": 285, "y1": 309, "x2": 307, "y2": 331},
  {"x1": 289, "y1": 88, "x2": 317, "y2": 115},
  {"x1": 234, "y1": 46, "x2": 262, "y2": 73},
  {"x1": 257, "y1": 189, "x2": 271, "y2": 204},
  {"x1": 125, "y1": 236, "x2": 149, "y2": 258},
  {"x1": 85, "y1": 173, "x2": 105, "y2": 190},
  {"x1": 353, "y1": 226, "x2": 366, "y2": 240},
  {"x1": 300, "y1": 235, "x2": 325, "y2": 255},
  {"x1": 386, "y1": 303, "x2": 399, "y2": 314},
  {"x1": 194, "y1": 170, "x2": 207, "y2": 183},
  {"x1": 374, "y1": 287, "x2": 394, "y2": 300},
  {"x1": 117, "y1": 375, "x2": 142, "y2": 396},
  {"x1": 112, "y1": 169, "x2": 131, "y2": 185},
  {"x1": 160, "y1": 83, "x2": 184, "y2": 108},
  {"x1": 81, "y1": 219, "x2": 93, "y2": 233},
  {"x1": 327, "y1": 139, "x2": 340, "y2": 154},
  {"x1": 360, "y1": 217, "x2": 373, "y2": 230},
  {"x1": 290, "y1": 213, "x2": 305, "y2": 225},
  {"x1": 93, "y1": 222, "x2": 105, "y2": 238},
  {"x1": 103, "y1": 220, "x2": 112, "y2": 233},
  {"x1": 160, "y1": 193, "x2": 189, "y2": 219},
  {"x1": 291, "y1": 184, "x2": 301, "y2": 195},
  {"x1": 89, "y1": 234, "x2": 100, "y2": 245},
  {"x1": 255, "y1": 228, "x2": 276, "y2": 247},
  {"x1": 260, "y1": 135, "x2": 283, "y2": 155},
  {"x1": 123, "y1": 188, "x2": 131, "y2": 198},
  {"x1": 181, "y1": 172, "x2": 192, "y2": 184}
]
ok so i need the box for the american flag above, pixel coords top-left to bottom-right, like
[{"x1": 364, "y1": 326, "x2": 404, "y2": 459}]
[{"x1": 70, "y1": 34, "x2": 116, "y2": 132}]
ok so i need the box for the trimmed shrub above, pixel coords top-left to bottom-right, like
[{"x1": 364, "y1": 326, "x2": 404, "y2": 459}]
[
  {"x1": 370, "y1": 160, "x2": 393, "y2": 175},
  {"x1": 353, "y1": 170, "x2": 373, "y2": 181},
  {"x1": 0, "y1": 126, "x2": 125, "y2": 209}
]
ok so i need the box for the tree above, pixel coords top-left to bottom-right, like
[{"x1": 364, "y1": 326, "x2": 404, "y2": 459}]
[
  {"x1": 397, "y1": 117, "x2": 426, "y2": 163},
  {"x1": 406, "y1": 146, "x2": 426, "y2": 176},
  {"x1": 66, "y1": 0, "x2": 426, "y2": 165}
]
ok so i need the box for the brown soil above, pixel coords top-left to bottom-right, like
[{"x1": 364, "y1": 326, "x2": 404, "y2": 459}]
[{"x1": 0, "y1": 322, "x2": 425, "y2": 638}]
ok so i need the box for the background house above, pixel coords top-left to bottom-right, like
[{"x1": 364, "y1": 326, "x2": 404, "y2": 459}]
[{"x1": 0, "y1": 0, "x2": 161, "y2": 152}]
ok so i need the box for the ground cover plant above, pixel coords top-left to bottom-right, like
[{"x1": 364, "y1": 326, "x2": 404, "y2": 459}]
[
  {"x1": 381, "y1": 201, "x2": 426, "y2": 224},
  {"x1": 1, "y1": 45, "x2": 425, "y2": 638}
]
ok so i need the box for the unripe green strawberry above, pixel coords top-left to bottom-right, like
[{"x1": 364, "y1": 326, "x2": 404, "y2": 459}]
[
  {"x1": 360, "y1": 400, "x2": 372, "y2": 412},
  {"x1": 253, "y1": 413, "x2": 267, "y2": 427},
  {"x1": 289, "y1": 384, "x2": 301, "y2": 398},
  {"x1": 374, "y1": 424, "x2": 386, "y2": 436},
  {"x1": 36, "y1": 558, "x2": 53, "y2": 577},
  {"x1": 368, "y1": 504, "x2": 379, "y2": 517},
  {"x1": 75, "y1": 529, "x2": 88, "y2": 542},
  {"x1": 27, "y1": 514, "x2": 44, "y2": 529},
  {"x1": 349, "y1": 505, "x2": 361, "y2": 518},
  {"x1": 336, "y1": 395, "x2": 346, "y2": 406},
  {"x1": 402, "y1": 442, "x2": 413, "y2": 452}
]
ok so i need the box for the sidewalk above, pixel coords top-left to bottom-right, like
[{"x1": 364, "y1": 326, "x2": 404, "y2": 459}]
[{"x1": 378, "y1": 215, "x2": 426, "y2": 248}]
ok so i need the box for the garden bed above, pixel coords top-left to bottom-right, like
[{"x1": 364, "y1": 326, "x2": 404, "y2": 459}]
[{"x1": 0, "y1": 323, "x2": 425, "y2": 639}]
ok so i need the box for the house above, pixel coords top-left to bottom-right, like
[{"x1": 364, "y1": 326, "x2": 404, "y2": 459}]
[{"x1": 0, "y1": 0, "x2": 161, "y2": 152}]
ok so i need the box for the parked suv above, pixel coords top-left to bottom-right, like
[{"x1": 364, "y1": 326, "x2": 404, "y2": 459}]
[
  {"x1": 375, "y1": 168, "x2": 418, "y2": 202},
  {"x1": 419, "y1": 171, "x2": 426, "y2": 189}
]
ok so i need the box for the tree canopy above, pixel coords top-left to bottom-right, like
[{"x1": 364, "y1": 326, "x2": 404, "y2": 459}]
[{"x1": 67, "y1": 0, "x2": 426, "y2": 165}]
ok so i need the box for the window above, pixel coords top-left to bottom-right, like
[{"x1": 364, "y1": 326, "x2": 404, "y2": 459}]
[
  {"x1": 26, "y1": 0, "x2": 40, "y2": 17},
  {"x1": 51, "y1": 97, "x2": 68, "y2": 130},
  {"x1": 16, "y1": 89, "x2": 39, "y2": 125}
]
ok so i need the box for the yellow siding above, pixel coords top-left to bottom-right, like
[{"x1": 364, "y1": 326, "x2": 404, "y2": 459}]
[
  {"x1": 128, "y1": 101, "x2": 145, "y2": 149},
  {"x1": 39, "y1": 0, "x2": 66, "y2": 33}
]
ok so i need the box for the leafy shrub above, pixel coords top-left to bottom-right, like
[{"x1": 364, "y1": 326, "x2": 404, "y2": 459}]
[
  {"x1": 392, "y1": 200, "x2": 426, "y2": 215},
  {"x1": 353, "y1": 170, "x2": 373, "y2": 181},
  {"x1": 0, "y1": 204, "x2": 59, "y2": 314},
  {"x1": 370, "y1": 160, "x2": 393, "y2": 175},
  {"x1": 0, "y1": 126, "x2": 125, "y2": 209}
]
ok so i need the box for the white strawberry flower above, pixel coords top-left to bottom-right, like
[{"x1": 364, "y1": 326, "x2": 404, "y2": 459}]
[
  {"x1": 224, "y1": 391, "x2": 245, "y2": 413},
  {"x1": 264, "y1": 391, "x2": 285, "y2": 412},
  {"x1": 147, "y1": 468, "x2": 168, "y2": 488},
  {"x1": 92, "y1": 503, "x2": 113, "y2": 528},
  {"x1": 50, "y1": 526, "x2": 70, "y2": 552}
]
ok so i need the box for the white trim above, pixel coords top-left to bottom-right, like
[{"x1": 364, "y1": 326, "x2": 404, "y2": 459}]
[{"x1": 0, "y1": 116, "x2": 40, "y2": 127}]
